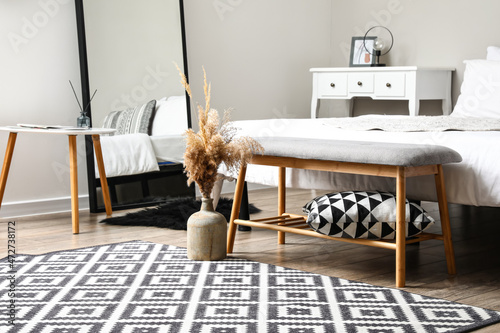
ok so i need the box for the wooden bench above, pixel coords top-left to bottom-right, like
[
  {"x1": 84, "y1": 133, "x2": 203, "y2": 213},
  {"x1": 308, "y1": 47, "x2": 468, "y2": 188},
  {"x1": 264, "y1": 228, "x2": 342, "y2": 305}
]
[{"x1": 227, "y1": 137, "x2": 462, "y2": 287}]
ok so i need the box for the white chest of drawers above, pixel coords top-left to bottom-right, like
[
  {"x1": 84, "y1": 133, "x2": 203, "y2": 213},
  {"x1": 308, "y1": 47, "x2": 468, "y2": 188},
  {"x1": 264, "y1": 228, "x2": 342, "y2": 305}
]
[{"x1": 310, "y1": 66, "x2": 454, "y2": 118}]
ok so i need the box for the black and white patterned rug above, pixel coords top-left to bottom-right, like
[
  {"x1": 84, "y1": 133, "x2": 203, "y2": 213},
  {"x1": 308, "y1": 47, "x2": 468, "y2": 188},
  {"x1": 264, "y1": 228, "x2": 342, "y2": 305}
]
[{"x1": 1, "y1": 241, "x2": 499, "y2": 332}]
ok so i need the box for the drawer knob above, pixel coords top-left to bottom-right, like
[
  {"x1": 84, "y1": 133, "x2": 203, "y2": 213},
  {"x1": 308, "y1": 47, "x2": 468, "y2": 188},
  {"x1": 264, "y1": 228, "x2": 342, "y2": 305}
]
[
  {"x1": 330, "y1": 83, "x2": 335, "y2": 88},
  {"x1": 357, "y1": 81, "x2": 363, "y2": 86},
  {"x1": 386, "y1": 83, "x2": 392, "y2": 88}
]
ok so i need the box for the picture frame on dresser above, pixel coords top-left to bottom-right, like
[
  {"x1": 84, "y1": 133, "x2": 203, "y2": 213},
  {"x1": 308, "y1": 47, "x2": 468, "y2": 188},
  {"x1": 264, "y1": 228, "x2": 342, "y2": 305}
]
[{"x1": 349, "y1": 36, "x2": 376, "y2": 67}]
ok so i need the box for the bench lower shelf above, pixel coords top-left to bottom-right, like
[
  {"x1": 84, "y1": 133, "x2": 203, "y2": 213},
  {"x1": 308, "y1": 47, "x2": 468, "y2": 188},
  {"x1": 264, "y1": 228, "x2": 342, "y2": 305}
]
[{"x1": 234, "y1": 213, "x2": 445, "y2": 251}]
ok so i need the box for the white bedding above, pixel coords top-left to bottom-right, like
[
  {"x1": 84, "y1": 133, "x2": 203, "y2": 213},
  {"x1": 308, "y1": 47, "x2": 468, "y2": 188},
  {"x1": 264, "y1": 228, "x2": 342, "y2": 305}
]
[
  {"x1": 323, "y1": 115, "x2": 500, "y2": 132},
  {"x1": 226, "y1": 116, "x2": 500, "y2": 207},
  {"x1": 97, "y1": 95, "x2": 188, "y2": 178},
  {"x1": 97, "y1": 133, "x2": 186, "y2": 178},
  {"x1": 95, "y1": 133, "x2": 160, "y2": 178},
  {"x1": 150, "y1": 134, "x2": 185, "y2": 163}
]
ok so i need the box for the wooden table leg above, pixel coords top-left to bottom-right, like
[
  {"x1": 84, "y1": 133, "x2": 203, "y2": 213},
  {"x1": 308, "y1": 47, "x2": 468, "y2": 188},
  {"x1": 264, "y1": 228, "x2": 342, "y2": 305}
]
[
  {"x1": 435, "y1": 164, "x2": 456, "y2": 275},
  {"x1": 396, "y1": 166, "x2": 406, "y2": 288},
  {"x1": 68, "y1": 135, "x2": 79, "y2": 234},
  {"x1": 0, "y1": 133, "x2": 18, "y2": 208},
  {"x1": 92, "y1": 135, "x2": 112, "y2": 216},
  {"x1": 278, "y1": 166, "x2": 286, "y2": 245},
  {"x1": 227, "y1": 165, "x2": 247, "y2": 254}
]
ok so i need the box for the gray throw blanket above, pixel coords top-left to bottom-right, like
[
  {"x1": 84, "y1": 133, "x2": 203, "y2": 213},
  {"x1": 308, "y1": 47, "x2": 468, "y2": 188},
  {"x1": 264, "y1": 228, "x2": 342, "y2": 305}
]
[{"x1": 322, "y1": 115, "x2": 500, "y2": 132}]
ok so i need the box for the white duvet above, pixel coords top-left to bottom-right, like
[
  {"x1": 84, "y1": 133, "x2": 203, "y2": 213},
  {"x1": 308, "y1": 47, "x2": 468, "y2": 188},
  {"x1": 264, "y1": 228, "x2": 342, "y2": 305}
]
[
  {"x1": 95, "y1": 133, "x2": 160, "y2": 178},
  {"x1": 96, "y1": 133, "x2": 186, "y2": 178},
  {"x1": 227, "y1": 116, "x2": 500, "y2": 207}
]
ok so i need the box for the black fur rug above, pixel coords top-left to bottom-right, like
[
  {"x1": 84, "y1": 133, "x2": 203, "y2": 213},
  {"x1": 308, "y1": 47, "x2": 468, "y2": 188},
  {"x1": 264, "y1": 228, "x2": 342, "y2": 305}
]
[{"x1": 100, "y1": 197, "x2": 260, "y2": 230}]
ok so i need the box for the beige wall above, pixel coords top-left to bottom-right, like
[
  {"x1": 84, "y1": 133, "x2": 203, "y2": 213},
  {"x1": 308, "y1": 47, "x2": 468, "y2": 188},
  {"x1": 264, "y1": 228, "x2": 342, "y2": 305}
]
[
  {"x1": 183, "y1": 0, "x2": 332, "y2": 122},
  {"x1": 0, "y1": 0, "x2": 86, "y2": 217}
]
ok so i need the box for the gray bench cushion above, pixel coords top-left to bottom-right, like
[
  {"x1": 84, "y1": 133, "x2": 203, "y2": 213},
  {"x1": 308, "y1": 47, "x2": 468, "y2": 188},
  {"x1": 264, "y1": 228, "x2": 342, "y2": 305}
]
[{"x1": 256, "y1": 137, "x2": 462, "y2": 167}]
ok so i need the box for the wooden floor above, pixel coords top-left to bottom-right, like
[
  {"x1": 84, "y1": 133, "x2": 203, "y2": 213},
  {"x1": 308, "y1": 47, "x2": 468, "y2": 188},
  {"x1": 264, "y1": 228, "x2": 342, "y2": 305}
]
[{"x1": 1, "y1": 187, "x2": 500, "y2": 332}]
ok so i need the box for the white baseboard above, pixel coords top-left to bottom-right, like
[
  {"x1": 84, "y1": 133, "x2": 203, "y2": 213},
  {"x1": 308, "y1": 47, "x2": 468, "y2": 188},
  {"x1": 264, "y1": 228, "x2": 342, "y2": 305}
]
[
  {"x1": 0, "y1": 182, "x2": 270, "y2": 219},
  {"x1": 0, "y1": 196, "x2": 89, "y2": 219}
]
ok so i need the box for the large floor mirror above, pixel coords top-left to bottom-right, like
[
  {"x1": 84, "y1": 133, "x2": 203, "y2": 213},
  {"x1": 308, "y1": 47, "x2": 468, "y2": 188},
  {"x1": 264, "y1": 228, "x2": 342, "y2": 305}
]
[{"x1": 75, "y1": 0, "x2": 194, "y2": 213}]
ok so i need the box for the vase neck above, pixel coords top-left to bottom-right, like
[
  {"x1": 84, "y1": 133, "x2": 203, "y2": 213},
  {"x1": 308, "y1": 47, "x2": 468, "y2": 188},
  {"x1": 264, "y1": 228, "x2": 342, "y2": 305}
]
[{"x1": 200, "y1": 198, "x2": 214, "y2": 212}]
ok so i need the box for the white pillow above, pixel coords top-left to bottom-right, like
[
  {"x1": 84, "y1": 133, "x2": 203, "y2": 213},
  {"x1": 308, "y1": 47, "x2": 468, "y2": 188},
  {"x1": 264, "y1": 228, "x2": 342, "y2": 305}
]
[
  {"x1": 151, "y1": 96, "x2": 189, "y2": 136},
  {"x1": 487, "y1": 46, "x2": 500, "y2": 61},
  {"x1": 451, "y1": 59, "x2": 500, "y2": 118}
]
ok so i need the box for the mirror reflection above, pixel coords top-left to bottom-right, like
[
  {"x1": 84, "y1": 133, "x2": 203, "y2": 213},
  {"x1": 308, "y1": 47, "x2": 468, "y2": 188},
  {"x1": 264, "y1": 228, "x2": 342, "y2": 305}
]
[{"x1": 84, "y1": 0, "x2": 185, "y2": 127}]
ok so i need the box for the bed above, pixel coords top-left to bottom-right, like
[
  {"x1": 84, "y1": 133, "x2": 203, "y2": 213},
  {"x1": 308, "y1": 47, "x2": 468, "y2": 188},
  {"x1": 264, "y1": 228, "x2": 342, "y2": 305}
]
[
  {"x1": 221, "y1": 55, "x2": 500, "y2": 208},
  {"x1": 97, "y1": 95, "x2": 187, "y2": 178},
  {"x1": 94, "y1": 96, "x2": 192, "y2": 210},
  {"x1": 225, "y1": 115, "x2": 500, "y2": 207}
]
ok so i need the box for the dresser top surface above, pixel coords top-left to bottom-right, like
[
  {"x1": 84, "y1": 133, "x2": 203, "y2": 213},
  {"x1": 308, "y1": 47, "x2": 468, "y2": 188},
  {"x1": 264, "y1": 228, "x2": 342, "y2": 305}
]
[{"x1": 310, "y1": 66, "x2": 455, "y2": 72}]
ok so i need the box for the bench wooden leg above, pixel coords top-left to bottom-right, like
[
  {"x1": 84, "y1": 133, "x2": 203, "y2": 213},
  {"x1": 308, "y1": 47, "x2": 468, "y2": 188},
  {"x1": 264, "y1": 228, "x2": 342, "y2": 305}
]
[
  {"x1": 435, "y1": 164, "x2": 456, "y2": 275},
  {"x1": 0, "y1": 133, "x2": 17, "y2": 209},
  {"x1": 278, "y1": 166, "x2": 286, "y2": 244},
  {"x1": 227, "y1": 165, "x2": 247, "y2": 253},
  {"x1": 396, "y1": 166, "x2": 406, "y2": 288}
]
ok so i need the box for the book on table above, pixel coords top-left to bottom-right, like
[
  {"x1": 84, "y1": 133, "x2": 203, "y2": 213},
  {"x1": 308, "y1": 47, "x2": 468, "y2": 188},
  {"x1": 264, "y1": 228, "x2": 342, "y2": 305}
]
[{"x1": 16, "y1": 124, "x2": 88, "y2": 130}]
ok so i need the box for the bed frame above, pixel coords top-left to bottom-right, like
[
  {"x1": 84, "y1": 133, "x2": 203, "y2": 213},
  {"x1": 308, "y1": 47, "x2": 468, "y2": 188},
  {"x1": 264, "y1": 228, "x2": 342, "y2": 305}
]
[
  {"x1": 227, "y1": 138, "x2": 462, "y2": 287},
  {"x1": 92, "y1": 162, "x2": 194, "y2": 213}
]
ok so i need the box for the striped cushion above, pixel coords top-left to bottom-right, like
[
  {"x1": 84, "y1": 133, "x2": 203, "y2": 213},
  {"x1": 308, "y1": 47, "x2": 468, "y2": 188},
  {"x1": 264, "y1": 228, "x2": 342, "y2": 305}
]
[{"x1": 102, "y1": 100, "x2": 157, "y2": 135}]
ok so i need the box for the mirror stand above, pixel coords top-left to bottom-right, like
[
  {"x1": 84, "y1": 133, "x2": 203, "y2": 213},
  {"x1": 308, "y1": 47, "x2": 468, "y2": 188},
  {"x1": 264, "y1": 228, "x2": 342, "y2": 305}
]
[{"x1": 75, "y1": 0, "x2": 194, "y2": 213}]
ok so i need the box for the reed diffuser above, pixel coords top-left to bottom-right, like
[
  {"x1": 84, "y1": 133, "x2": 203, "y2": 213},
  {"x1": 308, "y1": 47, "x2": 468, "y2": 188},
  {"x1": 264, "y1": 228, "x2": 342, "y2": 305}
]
[{"x1": 69, "y1": 80, "x2": 96, "y2": 128}]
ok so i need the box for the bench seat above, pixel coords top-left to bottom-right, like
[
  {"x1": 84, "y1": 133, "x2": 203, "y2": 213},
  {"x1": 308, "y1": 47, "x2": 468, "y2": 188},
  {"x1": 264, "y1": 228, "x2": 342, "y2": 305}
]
[
  {"x1": 257, "y1": 137, "x2": 462, "y2": 166},
  {"x1": 227, "y1": 137, "x2": 462, "y2": 287}
]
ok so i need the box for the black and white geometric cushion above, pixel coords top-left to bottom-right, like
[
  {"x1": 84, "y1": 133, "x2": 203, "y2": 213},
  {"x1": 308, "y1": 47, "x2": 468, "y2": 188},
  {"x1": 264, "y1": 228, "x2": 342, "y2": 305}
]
[{"x1": 303, "y1": 191, "x2": 434, "y2": 240}]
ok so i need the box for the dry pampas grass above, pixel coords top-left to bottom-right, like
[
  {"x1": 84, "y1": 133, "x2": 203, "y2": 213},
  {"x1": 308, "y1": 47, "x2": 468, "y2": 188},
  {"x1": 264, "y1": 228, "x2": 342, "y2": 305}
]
[{"x1": 176, "y1": 65, "x2": 263, "y2": 199}]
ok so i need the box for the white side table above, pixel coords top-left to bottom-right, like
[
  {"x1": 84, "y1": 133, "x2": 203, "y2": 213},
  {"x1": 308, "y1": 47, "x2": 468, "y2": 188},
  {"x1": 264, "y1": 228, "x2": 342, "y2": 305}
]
[
  {"x1": 310, "y1": 66, "x2": 455, "y2": 118},
  {"x1": 0, "y1": 126, "x2": 115, "y2": 234}
]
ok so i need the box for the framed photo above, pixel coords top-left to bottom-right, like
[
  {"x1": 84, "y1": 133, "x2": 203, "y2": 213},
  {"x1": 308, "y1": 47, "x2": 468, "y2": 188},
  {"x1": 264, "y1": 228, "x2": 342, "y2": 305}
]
[{"x1": 349, "y1": 36, "x2": 376, "y2": 67}]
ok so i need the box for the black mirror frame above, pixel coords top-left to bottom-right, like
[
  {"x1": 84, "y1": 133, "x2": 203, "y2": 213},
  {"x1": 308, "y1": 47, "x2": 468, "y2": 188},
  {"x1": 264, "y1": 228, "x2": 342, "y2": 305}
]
[{"x1": 74, "y1": 0, "x2": 192, "y2": 213}]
